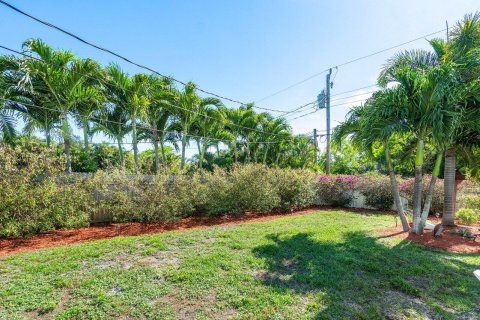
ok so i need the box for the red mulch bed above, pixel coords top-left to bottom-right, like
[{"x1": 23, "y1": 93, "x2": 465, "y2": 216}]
[
  {"x1": 378, "y1": 217, "x2": 480, "y2": 254},
  {"x1": 1, "y1": 207, "x2": 330, "y2": 257}
]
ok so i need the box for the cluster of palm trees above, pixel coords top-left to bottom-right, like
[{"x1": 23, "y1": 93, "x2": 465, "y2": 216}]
[
  {"x1": 334, "y1": 13, "x2": 480, "y2": 234},
  {"x1": 0, "y1": 39, "x2": 317, "y2": 173}
]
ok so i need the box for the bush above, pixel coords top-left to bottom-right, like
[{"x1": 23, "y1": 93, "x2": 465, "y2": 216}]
[
  {"x1": 456, "y1": 208, "x2": 480, "y2": 225},
  {"x1": 272, "y1": 168, "x2": 318, "y2": 211},
  {"x1": 0, "y1": 145, "x2": 91, "y2": 237},
  {"x1": 317, "y1": 175, "x2": 361, "y2": 207},
  {"x1": 399, "y1": 176, "x2": 444, "y2": 214},
  {"x1": 358, "y1": 176, "x2": 394, "y2": 210},
  {"x1": 0, "y1": 146, "x2": 319, "y2": 237},
  {"x1": 459, "y1": 194, "x2": 480, "y2": 211}
]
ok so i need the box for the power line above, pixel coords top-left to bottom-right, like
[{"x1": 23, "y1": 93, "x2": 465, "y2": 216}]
[
  {"x1": 0, "y1": 0, "x2": 288, "y2": 115},
  {"x1": 0, "y1": 98, "x2": 303, "y2": 145},
  {"x1": 330, "y1": 90, "x2": 376, "y2": 103},
  {"x1": 331, "y1": 84, "x2": 378, "y2": 97},
  {"x1": 253, "y1": 29, "x2": 445, "y2": 103}
]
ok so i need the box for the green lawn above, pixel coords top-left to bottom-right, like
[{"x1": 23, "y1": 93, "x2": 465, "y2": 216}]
[{"x1": 0, "y1": 210, "x2": 479, "y2": 320}]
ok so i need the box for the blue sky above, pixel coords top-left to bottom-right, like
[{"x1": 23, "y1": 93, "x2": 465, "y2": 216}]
[{"x1": 1, "y1": 0, "x2": 479, "y2": 153}]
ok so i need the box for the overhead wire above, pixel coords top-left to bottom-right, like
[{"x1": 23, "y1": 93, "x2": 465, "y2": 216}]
[
  {"x1": 0, "y1": 0, "x2": 290, "y2": 115},
  {"x1": 253, "y1": 29, "x2": 445, "y2": 104}
]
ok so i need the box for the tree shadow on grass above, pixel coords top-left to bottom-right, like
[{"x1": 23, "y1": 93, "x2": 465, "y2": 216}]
[{"x1": 253, "y1": 231, "x2": 480, "y2": 319}]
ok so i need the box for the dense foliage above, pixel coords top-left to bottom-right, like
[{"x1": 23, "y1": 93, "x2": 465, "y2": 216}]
[{"x1": 0, "y1": 145, "x2": 319, "y2": 237}]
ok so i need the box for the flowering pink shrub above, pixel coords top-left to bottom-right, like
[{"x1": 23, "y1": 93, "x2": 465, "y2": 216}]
[{"x1": 317, "y1": 175, "x2": 361, "y2": 207}]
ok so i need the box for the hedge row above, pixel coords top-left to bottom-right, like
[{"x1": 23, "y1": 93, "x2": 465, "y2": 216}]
[
  {"x1": 1, "y1": 145, "x2": 319, "y2": 237},
  {"x1": 0, "y1": 145, "x2": 459, "y2": 237}
]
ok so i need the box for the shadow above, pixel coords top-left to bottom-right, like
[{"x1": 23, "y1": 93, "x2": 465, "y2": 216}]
[{"x1": 253, "y1": 231, "x2": 480, "y2": 319}]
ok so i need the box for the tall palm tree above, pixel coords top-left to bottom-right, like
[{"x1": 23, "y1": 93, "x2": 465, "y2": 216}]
[
  {"x1": 434, "y1": 13, "x2": 480, "y2": 226},
  {"x1": 334, "y1": 90, "x2": 411, "y2": 231},
  {"x1": 224, "y1": 104, "x2": 257, "y2": 163},
  {"x1": 378, "y1": 49, "x2": 459, "y2": 233},
  {"x1": 72, "y1": 59, "x2": 105, "y2": 150},
  {"x1": 105, "y1": 65, "x2": 149, "y2": 172},
  {"x1": 138, "y1": 75, "x2": 177, "y2": 172},
  {"x1": 171, "y1": 82, "x2": 220, "y2": 170},
  {"x1": 21, "y1": 39, "x2": 99, "y2": 173}
]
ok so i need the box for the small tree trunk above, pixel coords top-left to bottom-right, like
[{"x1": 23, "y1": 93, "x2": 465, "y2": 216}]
[
  {"x1": 61, "y1": 116, "x2": 72, "y2": 174},
  {"x1": 443, "y1": 146, "x2": 456, "y2": 226},
  {"x1": 385, "y1": 144, "x2": 409, "y2": 231},
  {"x1": 45, "y1": 130, "x2": 51, "y2": 148},
  {"x1": 132, "y1": 120, "x2": 139, "y2": 173},
  {"x1": 197, "y1": 139, "x2": 203, "y2": 176},
  {"x1": 216, "y1": 144, "x2": 220, "y2": 157},
  {"x1": 263, "y1": 144, "x2": 269, "y2": 164},
  {"x1": 419, "y1": 153, "x2": 443, "y2": 231},
  {"x1": 412, "y1": 139, "x2": 425, "y2": 234},
  {"x1": 117, "y1": 138, "x2": 124, "y2": 168},
  {"x1": 152, "y1": 123, "x2": 160, "y2": 174},
  {"x1": 82, "y1": 119, "x2": 89, "y2": 151},
  {"x1": 233, "y1": 140, "x2": 238, "y2": 163},
  {"x1": 159, "y1": 139, "x2": 167, "y2": 166},
  {"x1": 180, "y1": 126, "x2": 188, "y2": 170}
]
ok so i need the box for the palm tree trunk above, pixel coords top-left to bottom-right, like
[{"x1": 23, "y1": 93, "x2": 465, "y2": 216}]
[
  {"x1": 443, "y1": 146, "x2": 456, "y2": 226},
  {"x1": 61, "y1": 115, "x2": 71, "y2": 174},
  {"x1": 233, "y1": 139, "x2": 238, "y2": 163},
  {"x1": 117, "y1": 138, "x2": 124, "y2": 169},
  {"x1": 132, "y1": 120, "x2": 139, "y2": 173},
  {"x1": 385, "y1": 144, "x2": 409, "y2": 231},
  {"x1": 216, "y1": 144, "x2": 220, "y2": 157},
  {"x1": 159, "y1": 139, "x2": 167, "y2": 165},
  {"x1": 82, "y1": 119, "x2": 89, "y2": 151},
  {"x1": 180, "y1": 125, "x2": 187, "y2": 170},
  {"x1": 412, "y1": 139, "x2": 425, "y2": 234},
  {"x1": 419, "y1": 153, "x2": 442, "y2": 231},
  {"x1": 276, "y1": 152, "x2": 281, "y2": 166},
  {"x1": 197, "y1": 139, "x2": 203, "y2": 176},
  {"x1": 263, "y1": 144, "x2": 269, "y2": 164},
  {"x1": 45, "y1": 129, "x2": 51, "y2": 148},
  {"x1": 152, "y1": 123, "x2": 160, "y2": 174}
]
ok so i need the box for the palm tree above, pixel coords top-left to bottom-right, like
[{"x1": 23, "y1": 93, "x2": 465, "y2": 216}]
[
  {"x1": 224, "y1": 104, "x2": 257, "y2": 163},
  {"x1": 21, "y1": 39, "x2": 99, "y2": 173},
  {"x1": 72, "y1": 59, "x2": 105, "y2": 150},
  {"x1": 171, "y1": 82, "x2": 220, "y2": 170},
  {"x1": 91, "y1": 104, "x2": 131, "y2": 167},
  {"x1": 105, "y1": 65, "x2": 149, "y2": 172},
  {"x1": 435, "y1": 13, "x2": 480, "y2": 226},
  {"x1": 259, "y1": 116, "x2": 290, "y2": 164},
  {"x1": 334, "y1": 90, "x2": 411, "y2": 231},
  {"x1": 378, "y1": 49, "x2": 459, "y2": 234},
  {"x1": 138, "y1": 75, "x2": 177, "y2": 172},
  {"x1": 191, "y1": 105, "x2": 222, "y2": 175}
]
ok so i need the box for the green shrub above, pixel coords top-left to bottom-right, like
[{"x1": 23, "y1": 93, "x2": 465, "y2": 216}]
[
  {"x1": 456, "y1": 208, "x2": 480, "y2": 225},
  {"x1": 358, "y1": 176, "x2": 394, "y2": 210},
  {"x1": 272, "y1": 168, "x2": 317, "y2": 210},
  {"x1": 459, "y1": 194, "x2": 480, "y2": 211},
  {"x1": 0, "y1": 145, "x2": 91, "y2": 237}
]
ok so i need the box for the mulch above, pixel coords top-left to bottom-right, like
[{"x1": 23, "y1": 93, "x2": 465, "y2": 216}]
[
  {"x1": 1, "y1": 207, "x2": 478, "y2": 256},
  {"x1": 377, "y1": 217, "x2": 480, "y2": 254},
  {"x1": 0, "y1": 207, "x2": 325, "y2": 257}
]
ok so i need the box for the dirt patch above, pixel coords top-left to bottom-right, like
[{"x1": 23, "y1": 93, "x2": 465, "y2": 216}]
[
  {"x1": 378, "y1": 218, "x2": 480, "y2": 253},
  {"x1": 1, "y1": 206, "x2": 358, "y2": 257}
]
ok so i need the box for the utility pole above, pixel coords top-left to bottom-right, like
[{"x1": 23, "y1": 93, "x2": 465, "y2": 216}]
[
  {"x1": 313, "y1": 128, "x2": 318, "y2": 164},
  {"x1": 325, "y1": 68, "x2": 332, "y2": 174}
]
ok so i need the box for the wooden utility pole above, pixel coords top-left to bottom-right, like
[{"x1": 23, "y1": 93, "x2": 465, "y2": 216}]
[{"x1": 325, "y1": 68, "x2": 332, "y2": 174}]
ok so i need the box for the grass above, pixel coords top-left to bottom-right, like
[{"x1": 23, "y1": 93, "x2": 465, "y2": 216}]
[{"x1": 0, "y1": 210, "x2": 479, "y2": 319}]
